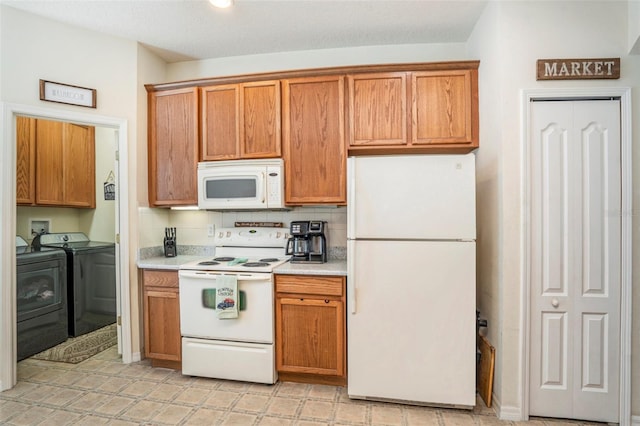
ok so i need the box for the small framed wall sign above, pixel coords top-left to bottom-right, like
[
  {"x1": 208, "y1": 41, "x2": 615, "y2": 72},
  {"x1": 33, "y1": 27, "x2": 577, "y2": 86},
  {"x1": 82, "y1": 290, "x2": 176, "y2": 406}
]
[
  {"x1": 39, "y1": 79, "x2": 97, "y2": 108},
  {"x1": 536, "y1": 58, "x2": 620, "y2": 80}
]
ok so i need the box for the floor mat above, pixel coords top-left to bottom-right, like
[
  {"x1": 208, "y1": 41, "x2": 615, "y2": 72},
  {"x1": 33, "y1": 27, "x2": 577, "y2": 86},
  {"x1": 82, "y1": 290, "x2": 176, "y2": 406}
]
[{"x1": 31, "y1": 323, "x2": 117, "y2": 364}]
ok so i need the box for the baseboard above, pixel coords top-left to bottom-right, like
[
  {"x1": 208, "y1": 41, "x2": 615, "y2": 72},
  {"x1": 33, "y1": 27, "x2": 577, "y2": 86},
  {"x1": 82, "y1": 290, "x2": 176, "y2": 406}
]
[
  {"x1": 493, "y1": 394, "x2": 524, "y2": 421},
  {"x1": 131, "y1": 351, "x2": 142, "y2": 363},
  {"x1": 631, "y1": 414, "x2": 640, "y2": 425}
]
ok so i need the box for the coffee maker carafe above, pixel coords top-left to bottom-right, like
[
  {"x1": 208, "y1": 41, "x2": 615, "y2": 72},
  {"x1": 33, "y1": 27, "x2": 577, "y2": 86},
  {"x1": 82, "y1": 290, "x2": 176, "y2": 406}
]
[{"x1": 286, "y1": 220, "x2": 328, "y2": 263}]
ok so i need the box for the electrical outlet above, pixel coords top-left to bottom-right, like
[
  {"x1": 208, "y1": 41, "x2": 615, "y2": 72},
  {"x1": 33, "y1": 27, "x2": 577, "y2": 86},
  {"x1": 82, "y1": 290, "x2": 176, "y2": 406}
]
[
  {"x1": 30, "y1": 219, "x2": 50, "y2": 236},
  {"x1": 207, "y1": 224, "x2": 215, "y2": 237}
]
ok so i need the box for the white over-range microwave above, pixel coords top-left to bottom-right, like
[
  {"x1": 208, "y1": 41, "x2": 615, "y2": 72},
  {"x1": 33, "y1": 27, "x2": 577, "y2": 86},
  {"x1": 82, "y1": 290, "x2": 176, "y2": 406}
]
[{"x1": 197, "y1": 159, "x2": 285, "y2": 210}]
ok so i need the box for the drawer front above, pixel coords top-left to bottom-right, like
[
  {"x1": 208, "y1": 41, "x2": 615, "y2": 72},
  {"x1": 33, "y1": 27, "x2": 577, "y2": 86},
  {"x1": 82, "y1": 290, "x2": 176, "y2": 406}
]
[
  {"x1": 143, "y1": 269, "x2": 179, "y2": 288},
  {"x1": 275, "y1": 275, "x2": 344, "y2": 297}
]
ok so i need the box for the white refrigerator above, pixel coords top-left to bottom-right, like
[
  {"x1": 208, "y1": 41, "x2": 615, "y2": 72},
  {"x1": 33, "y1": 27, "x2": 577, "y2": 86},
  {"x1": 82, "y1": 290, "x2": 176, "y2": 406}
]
[{"x1": 347, "y1": 153, "x2": 476, "y2": 407}]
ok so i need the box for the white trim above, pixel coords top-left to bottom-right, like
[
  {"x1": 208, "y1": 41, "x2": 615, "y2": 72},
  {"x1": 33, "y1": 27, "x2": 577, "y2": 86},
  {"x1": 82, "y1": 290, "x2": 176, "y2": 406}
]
[
  {"x1": 632, "y1": 415, "x2": 640, "y2": 426},
  {"x1": 0, "y1": 102, "x2": 133, "y2": 391},
  {"x1": 519, "y1": 88, "x2": 632, "y2": 425}
]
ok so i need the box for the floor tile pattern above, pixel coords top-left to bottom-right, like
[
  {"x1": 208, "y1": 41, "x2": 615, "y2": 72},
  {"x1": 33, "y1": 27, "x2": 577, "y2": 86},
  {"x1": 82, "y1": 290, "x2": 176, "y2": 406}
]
[{"x1": 0, "y1": 347, "x2": 606, "y2": 425}]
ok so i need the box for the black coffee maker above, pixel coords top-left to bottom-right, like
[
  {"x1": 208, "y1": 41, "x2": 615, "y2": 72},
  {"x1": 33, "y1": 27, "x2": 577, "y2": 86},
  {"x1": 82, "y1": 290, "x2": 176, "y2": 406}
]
[{"x1": 286, "y1": 220, "x2": 328, "y2": 263}]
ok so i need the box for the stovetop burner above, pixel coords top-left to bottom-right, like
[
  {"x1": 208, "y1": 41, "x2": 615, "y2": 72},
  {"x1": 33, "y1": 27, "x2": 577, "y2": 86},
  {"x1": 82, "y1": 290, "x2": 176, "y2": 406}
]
[
  {"x1": 214, "y1": 257, "x2": 235, "y2": 262},
  {"x1": 198, "y1": 260, "x2": 220, "y2": 266},
  {"x1": 243, "y1": 262, "x2": 270, "y2": 267},
  {"x1": 259, "y1": 258, "x2": 280, "y2": 263}
]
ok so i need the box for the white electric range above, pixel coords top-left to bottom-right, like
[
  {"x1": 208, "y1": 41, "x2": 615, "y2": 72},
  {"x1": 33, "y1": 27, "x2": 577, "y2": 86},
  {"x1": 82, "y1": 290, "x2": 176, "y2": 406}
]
[{"x1": 178, "y1": 227, "x2": 289, "y2": 384}]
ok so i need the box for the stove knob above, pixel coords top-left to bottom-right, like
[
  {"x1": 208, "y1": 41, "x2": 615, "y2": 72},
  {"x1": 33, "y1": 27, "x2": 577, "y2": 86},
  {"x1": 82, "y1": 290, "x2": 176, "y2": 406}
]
[
  {"x1": 62, "y1": 235, "x2": 69, "y2": 242},
  {"x1": 218, "y1": 232, "x2": 224, "y2": 238},
  {"x1": 226, "y1": 231, "x2": 231, "y2": 237}
]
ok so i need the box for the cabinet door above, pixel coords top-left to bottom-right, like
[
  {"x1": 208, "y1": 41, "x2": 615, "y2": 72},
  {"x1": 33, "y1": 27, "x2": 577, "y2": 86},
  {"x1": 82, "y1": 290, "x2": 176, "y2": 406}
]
[
  {"x1": 348, "y1": 72, "x2": 407, "y2": 147},
  {"x1": 240, "y1": 80, "x2": 281, "y2": 158},
  {"x1": 16, "y1": 116, "x2": 36, "y2": 205},
  {"x1": 143, "y1": 270, "x2": 181, "y2": 362},
  {"x1": 63, "y1": 123, "x2": 95, "y2": 208},
  {"x1": 35, "y1": 119, "x2": 64, "y2": 206},
  {"x1": 201, "y1": 81, "x2": 281, "y2": 161},
  {"x1": 276, "y1": 296, "x2": 345, "y2": 376},
  {"x1": 148, "y1": 87, "x2": 199, "y2": 206},
  {"x1": 144, "y1": 288, "x2": 181, "y2": 361},
  {"x1": 412, "y1": 70, "x2": 477, "y2": 147},
  {"x1": 282, "y1": 76, "x2": 346, "y2": 205},
  {"x1": 201, "y1": 84, "x2": 239, "y2": 160}
]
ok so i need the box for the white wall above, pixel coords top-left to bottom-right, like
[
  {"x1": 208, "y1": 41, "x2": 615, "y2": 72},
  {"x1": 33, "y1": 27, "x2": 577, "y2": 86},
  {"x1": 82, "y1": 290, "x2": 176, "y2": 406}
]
[
  {"x1": 468, "y1": 0, "x2": 640, "y2": 420},
  {"x1": 167, "y1": 43, "x2": 468, "y2": 81},
  {"x1": 0, "y1": 5, "x2": 142, "y2": 369}
]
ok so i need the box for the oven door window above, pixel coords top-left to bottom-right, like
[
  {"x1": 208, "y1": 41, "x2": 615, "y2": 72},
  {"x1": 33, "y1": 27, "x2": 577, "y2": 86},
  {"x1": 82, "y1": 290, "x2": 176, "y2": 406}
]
[{"x1": 17, "y1": 260, "x2": 64, "y2": 322}]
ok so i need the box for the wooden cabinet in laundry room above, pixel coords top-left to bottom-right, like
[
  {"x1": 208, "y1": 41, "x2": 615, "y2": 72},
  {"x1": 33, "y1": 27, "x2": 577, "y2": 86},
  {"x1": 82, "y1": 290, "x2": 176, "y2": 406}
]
[
  {"x1": 142, "y1": 269, "x2": 181, "y2": 369},
  {"x1": 17, "y1": 117, "x2": 96, "y2": 208},
  {"x1": 200, "y1": 80, "x2": 281, "y2": 160},
  {"x1": 147, "y1": 86, "x2": 199, "y2": 207},
  {"x1": 274, "y1": 274, "x2": 346, "y2": 386}
]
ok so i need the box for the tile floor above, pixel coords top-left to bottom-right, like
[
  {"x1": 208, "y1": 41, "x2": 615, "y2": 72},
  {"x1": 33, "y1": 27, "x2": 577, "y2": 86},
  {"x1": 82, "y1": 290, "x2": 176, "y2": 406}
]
[{"x1": 0, "y1": 347, "x2": 605, "y2": 425}]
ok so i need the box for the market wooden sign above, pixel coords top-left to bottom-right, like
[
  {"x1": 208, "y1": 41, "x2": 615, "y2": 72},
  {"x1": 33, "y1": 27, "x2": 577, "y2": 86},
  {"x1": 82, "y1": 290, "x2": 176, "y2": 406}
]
[{"x1": 537, "y1": 58, "x2": 620, "y2": 80}]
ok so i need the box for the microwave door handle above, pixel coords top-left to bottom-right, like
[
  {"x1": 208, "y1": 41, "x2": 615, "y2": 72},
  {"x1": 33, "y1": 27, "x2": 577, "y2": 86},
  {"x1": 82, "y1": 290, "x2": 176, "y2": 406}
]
[{"x1": 261, "y1": 172, "x2": 266, "y2": 204}]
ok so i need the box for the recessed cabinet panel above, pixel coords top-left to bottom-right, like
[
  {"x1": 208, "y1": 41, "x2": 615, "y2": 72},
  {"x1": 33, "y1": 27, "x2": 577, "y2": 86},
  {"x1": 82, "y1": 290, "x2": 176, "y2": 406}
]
[
  {"x1": 412, "y1": 70, "x2": 472, "y2": 145},
  {"x1": 282, "y1": 76, "x2": 346, "y2": 205},
  {"x1": 201, "y1": 85, "x2": 239, "y2": 160},
  {"x1": 148, "y1": 87, "x2": 199, "y2": 206},
  {"x1": 348, "y1": 72, "x2": 407, "y2": 147},
  {"x1": 16, "y1": 116, "x2": 36, "y2": 205}
]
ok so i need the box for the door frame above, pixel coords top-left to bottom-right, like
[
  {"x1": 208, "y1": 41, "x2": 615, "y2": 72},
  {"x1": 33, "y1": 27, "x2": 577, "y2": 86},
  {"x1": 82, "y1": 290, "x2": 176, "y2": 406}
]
[
  {"x1": 0, "y1": 102, "x2": 133, "y2": 391},
  {"x1": 520, "y1": 88, "x2": 632, "y2": 424}
]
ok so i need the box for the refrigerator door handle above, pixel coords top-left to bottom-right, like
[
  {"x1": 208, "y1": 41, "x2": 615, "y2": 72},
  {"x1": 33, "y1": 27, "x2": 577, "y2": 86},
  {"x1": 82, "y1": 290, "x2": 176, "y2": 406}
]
[{"x1": 347, "y1": 241, "x2": 356, "y2": 314}]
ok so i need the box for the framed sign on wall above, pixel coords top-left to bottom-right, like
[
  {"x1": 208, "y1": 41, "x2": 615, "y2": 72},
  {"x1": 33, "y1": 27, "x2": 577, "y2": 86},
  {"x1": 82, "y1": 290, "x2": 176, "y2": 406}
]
[{"x1": 39, "y1": 79, "x2": 97, "y2": 108}]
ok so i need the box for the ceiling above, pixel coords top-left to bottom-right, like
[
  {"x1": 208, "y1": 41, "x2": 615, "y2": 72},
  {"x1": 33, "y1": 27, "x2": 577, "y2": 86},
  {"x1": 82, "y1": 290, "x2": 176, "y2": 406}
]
[{"x1": 1, "y1": 0, "x2": 488, "y2": 63}]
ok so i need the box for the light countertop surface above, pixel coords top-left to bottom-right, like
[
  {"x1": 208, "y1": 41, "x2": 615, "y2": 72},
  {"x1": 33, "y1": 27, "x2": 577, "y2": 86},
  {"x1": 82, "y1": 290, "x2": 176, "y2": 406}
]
[{"x1": 137, "y1": 256, "x2": 346, "y2": 276}]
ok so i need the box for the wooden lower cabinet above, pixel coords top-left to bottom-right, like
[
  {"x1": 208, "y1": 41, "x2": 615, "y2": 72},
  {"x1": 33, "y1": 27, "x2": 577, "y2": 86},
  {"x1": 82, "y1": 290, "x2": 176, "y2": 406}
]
[
  {"x1": 275, "y1": 274, "x2": 346, "y2": 386},
  {"x1": 142, "y1": 269, "x2": 181, "y2": 369}
]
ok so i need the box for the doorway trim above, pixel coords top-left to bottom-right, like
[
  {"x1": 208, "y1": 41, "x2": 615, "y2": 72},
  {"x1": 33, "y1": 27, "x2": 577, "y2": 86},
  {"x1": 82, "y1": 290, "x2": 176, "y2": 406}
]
[
  {"x1": 520, "y1": 87, "x2": 632, "y2": 424},
  {"x1": 0, "y1": 102, "x2": 133, "y2": 391}
]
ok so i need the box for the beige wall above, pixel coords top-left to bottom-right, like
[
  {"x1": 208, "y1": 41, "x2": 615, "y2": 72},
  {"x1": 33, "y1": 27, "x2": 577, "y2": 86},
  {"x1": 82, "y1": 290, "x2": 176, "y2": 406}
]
[
  {"x1": 469, "y1": 0, "x2": 640, "y2": 419},
  {"x1": 0, "y1": 5, "x2": 143, "y2": 360}
]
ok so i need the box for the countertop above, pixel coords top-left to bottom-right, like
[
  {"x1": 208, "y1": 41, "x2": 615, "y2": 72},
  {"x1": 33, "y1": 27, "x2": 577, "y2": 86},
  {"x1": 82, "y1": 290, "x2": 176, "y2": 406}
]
[{"x1": 137, "y1": 256, "x2": 347, "y2": 276}]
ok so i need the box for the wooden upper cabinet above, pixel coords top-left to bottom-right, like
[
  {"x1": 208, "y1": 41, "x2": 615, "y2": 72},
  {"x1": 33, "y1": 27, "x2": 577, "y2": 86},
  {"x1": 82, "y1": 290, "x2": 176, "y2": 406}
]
[
  {"x1": 21, "y1": 119, "x2": 96, "y2": 208},
  {"x1": 62, "y1": 123, "x2": 96, "y2": 208},
  {"x1": 282, "y1": 76, "x2": 346, "y2": 205},
  {"x1": 16, "y1": 116, "x2": 36, "y2": 205},
  {"x1": 148, "y1": 87, "x2": 199, "y2": 206},
  {"x1": 412, "y1": 69, "x2": 476, "y2": 147},
  {"x1": 348, "y1": 72, "x2": 408, "y2": 147},
  {"x1": 201, "y1": 80, "x2": 281, "y2": 161},
  {"x1": 348, "y1": 66, "x2": 478, "y2": 154}
]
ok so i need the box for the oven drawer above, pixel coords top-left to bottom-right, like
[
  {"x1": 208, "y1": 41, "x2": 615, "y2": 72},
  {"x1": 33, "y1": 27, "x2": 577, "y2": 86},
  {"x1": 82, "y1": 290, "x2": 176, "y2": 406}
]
[{"x1": 182, "y1": 337, "x2": 276, "y2": 384}]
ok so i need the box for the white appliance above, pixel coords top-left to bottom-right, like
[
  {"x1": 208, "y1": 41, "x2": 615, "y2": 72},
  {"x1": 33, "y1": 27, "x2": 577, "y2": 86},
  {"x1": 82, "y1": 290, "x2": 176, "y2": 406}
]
[
  {"x1": 347, "y1": 153, "x2": 476, "y2": 407},
  {"x1": 197, "y1": 159, "x2": 285, "y2": 210},
  {"x1": 178, "y1": 227, "x2": 290, "y2": 384}
]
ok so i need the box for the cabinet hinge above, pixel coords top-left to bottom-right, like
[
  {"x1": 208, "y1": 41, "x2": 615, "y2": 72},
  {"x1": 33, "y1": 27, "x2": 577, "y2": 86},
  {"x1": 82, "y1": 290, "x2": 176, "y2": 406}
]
[
  {"x1": 115, "y1": 234, "x2": 120, "y2": 244},
  {"x1": 117, "y1": 316, "x2": 122, "y2": 326},
  {"x1": 115, "y1": 150, "x2": 119, "y2": 161}
]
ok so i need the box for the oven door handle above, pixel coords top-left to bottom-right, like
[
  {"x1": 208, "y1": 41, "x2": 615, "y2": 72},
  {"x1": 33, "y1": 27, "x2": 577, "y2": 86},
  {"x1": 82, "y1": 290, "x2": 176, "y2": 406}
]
[{"x1": 178, "y1": 270, "x2": 270, "y2": 281}]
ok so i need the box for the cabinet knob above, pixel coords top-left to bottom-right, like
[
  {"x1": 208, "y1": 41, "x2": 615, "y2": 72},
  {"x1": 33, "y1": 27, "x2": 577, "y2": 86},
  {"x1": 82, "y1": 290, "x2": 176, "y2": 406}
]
[
  {"x1": 325, "y1": 299, "x2": 329, "y2": 304},
  {"x1": 551, "y1": 298, "x2": 559, "y2": 308}
]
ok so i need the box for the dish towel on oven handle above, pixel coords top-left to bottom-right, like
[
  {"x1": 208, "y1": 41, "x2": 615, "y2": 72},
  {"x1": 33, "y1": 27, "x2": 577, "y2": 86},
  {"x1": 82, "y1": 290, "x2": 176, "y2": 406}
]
[{"x1": 215, "y1": 275, "x2": 238, "y2": 319}]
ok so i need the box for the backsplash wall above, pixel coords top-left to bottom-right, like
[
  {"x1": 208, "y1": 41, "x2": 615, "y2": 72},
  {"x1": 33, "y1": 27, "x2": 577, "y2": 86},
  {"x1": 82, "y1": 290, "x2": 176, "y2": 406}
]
[{"x1": 138, "y1": 206, "x2": 347, "y2": 257}]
